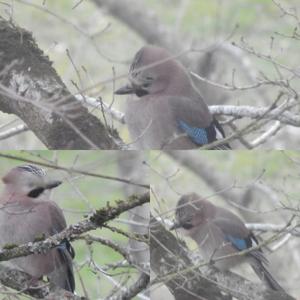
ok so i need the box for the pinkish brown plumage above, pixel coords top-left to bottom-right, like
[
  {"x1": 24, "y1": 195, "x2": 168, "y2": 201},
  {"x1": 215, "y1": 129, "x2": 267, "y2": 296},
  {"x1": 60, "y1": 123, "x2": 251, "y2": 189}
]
[
  {"x1": 0, "y1": 165, "x2": 75, "y2": 292},
  {"x1": 172, "y1": 193, "x2": 284, "y2": 291},
  {"x1": 115, "y1": 45, "x2": 230, "y2": 150}
]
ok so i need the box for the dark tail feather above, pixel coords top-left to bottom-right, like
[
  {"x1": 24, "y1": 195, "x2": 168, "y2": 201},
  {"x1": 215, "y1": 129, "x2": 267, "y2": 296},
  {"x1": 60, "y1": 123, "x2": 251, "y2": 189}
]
[
  {"x1": 48, "y1": 241, "x2": 75, "y2": 293},
  {"x1": 213, "y1": 143, "x2": 231, "y2": 150},
  {"x1": 212, "y1": 118, "x2": 231, "y2": 150},
  {"x1": 251, "y1": 261, "x2": 285, "y2": 292},
  {"x1": 57, "y1": 243, "x2": 75, "y2": 293}
]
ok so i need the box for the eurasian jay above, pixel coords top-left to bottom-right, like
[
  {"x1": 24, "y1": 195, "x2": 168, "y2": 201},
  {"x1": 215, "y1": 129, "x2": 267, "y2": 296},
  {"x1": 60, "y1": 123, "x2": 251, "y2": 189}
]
[
  {"x1": 0, "y1": 165, "x2": 75, "y2": 292},
  {"x1": 171, "y1": 193, "x2": 284, "y2": 291},
  {"x1": 115, "y1": 45, "x2": 230, "y2": 150}
]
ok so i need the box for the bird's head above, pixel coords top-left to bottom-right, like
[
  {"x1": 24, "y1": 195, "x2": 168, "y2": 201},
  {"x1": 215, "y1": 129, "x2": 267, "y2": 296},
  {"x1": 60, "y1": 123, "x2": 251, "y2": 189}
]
[
  {"x1": 115, "y1": 45, "x2": 190, "y2": 97},
  {"x1": 170, "y1": 193, "x2": 209, "y2": 232},
  {"x1": 2, "y1": 165, "x2": 62, "y2": 198}
]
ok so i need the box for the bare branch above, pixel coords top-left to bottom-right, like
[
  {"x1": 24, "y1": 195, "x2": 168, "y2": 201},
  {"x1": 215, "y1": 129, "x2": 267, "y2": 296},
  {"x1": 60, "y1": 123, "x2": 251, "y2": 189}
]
[
  {"x1": 75, "y1": 94, "x2": 125, "y2": 124},
  {"x1": 250, "y1": 121, "x2": 282, "y2": 147},
  {"x1": 0, "y1": 264, "x2": 82, "y2": 299},
  {"x1": 110, "y1": 272, "x2": 150, "y2": 300},
  {"x1": 150, "y1": 217, "x2": 295, "y2": 300},
  {"x1": 0, "y1": 153, "x2": 149, "y2": 189},
  {"x1": 209, "y1": 103, "x2": 300, "y2": 127},
  {"x1": 0, "y1": 124, "x2": 28, "y2": 140},
  {"x1": 0, "y1": 18, "x2": 121, "y2": 149},
  {"x1": 0, "y1": 192, "x2": 149, "y2": 263},
  {"x1": 77, "y1": 94, "x2": 300, "y2": 129}
]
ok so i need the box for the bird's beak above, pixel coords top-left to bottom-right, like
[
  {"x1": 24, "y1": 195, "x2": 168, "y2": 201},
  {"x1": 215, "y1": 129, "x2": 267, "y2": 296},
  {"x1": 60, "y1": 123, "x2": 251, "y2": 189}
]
[
  {"x1": 170, "y1": 221, "x2": 182, "y2": 230},
  {"x1": 45, "y1": 180, "x2": 62, "y2": 190},
  {"x1": 114, "y1": 84, "x2": 135, "y2": 95}
]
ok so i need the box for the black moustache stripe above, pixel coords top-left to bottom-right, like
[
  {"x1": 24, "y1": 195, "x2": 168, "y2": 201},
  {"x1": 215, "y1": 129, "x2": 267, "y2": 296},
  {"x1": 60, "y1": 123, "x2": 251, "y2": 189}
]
[{"x1": 27, "y1": 187, "x2": 45, "y2": 198}]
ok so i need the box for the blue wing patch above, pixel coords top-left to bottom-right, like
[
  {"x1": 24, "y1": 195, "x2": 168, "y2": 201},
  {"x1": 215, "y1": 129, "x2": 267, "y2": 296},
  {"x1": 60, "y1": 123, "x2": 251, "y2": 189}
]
[
  {"x1": 224, "y1": 235, "x2": 248, "y2": 251},
  {"x1": 178, "y1": 120, "x2": 208, "y2": 145}
]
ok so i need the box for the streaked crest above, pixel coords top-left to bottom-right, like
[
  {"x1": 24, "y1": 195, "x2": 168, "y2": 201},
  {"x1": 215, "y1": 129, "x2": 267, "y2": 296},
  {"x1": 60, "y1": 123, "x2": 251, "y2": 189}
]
[{"x1": 17, "y1": 165, "x2": 46, "y2": 177}]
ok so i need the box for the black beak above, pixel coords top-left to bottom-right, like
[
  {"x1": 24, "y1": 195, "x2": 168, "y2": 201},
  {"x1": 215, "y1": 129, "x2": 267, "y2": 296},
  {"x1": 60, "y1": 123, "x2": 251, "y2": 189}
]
[
  {"x1": 45, "y1": 180, "x2": 62, "y2": 190},
  {"x1": 114, "y1": 85, "x2": 135, "y2": 95},
  {"x1": 170, "y1": 221, "x2": 182, "y2": 230}
]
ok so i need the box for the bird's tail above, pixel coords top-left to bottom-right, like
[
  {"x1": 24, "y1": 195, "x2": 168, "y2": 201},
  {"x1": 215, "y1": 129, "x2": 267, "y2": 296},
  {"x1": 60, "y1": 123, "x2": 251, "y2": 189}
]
[
  {"x1": 251, "y1": 260, "x2": 285, "y2": 292},
  {"x1": 48, "y1": 241, "x2": 75, "y2": 293},
  {"x1": 212, "y1": 118, "x2": 231, "y2": 150},
  {"x1": 56, "y1": 241, "x2": 75, "y2": 293}
]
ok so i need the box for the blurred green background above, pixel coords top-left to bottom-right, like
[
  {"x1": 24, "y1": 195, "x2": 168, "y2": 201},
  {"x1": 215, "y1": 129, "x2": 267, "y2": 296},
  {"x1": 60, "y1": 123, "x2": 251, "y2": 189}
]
[
  {"x1": 150, "y1": 150, "x2": 300, "y2": 208},
  {"x1": 0, "y1": 0, "x2": 299, "y2": 148},
  {"x1": 0, "y1": 150, "x2": 149, "y2": 299}
]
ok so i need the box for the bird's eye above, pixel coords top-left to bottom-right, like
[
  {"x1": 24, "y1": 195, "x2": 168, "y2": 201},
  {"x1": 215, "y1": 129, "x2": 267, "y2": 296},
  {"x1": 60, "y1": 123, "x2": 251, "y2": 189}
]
[
  {"x1": 182, "y1": 222, "x2": 193, "y2": 229},
  {"x1": 142, "y1": 82, "x2": 151, "y2": 88},
  {"x1": 180, "y1": 217, "x2": 193, "y2": 229}
]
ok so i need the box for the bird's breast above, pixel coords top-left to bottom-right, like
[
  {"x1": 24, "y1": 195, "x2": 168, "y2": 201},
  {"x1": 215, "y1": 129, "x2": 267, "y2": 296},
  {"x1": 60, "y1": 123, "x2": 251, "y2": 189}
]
[{"x1": 125, "y1": 97, "x2": 177, "y2": 149}]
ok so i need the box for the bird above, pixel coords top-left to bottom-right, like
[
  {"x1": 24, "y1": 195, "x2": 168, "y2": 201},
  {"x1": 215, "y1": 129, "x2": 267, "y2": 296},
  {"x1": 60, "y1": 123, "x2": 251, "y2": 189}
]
[
  {"x1": 171, "y1": 193, "x2": 284, "y2": 291},
  {"x1": 0, "y1": 165, "x2": 75, "y2": 292},
  {"x1": 115, "y1": 45, "x2": 230, "y2": 150}
]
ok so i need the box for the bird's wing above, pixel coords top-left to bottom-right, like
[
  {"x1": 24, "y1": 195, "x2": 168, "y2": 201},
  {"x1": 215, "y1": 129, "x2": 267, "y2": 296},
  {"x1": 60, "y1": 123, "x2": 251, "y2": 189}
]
[
  {"x1": 46, "y1": 201, "x2": 67, "y2": 233},
  {"x1": 168, "y1": 95, "x2": 212, "y2": 128},
  {"x1": 46, "y1": 202, "x2": 75, "y2": 292},
  {"x1": 211, "y1": 216, "x2": 254, "y2": 251},
  {"x1": 168, "y1": 96, "x2": 229, "y2": 147},
  {"x1": 212, "y1": 214, "x2": 269, "y2": 266}
]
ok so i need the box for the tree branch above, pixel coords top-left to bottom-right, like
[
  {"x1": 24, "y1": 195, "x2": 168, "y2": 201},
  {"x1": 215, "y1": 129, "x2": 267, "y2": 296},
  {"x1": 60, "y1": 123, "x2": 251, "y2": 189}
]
[
  {"x1": 110, "y1": 272, "x2": 150, "y2": 300},
  {"x1": 0, "y1": 153, "x2": 149, "y2": 189},
  {"x1": 0, "y1": 264, "x2": 82, "y2": 299},
  {"x1": 0, "y1": 192, "x2": 149, "y2": 263},
  {"x1": 76, "y1": 95, "x2": 300, "y2": 129},
  {"x1": 0, "y1": 18, "x2": 121, "y2": 149},
  {"x1": 0, "y1": 123, "x2": 28, "y2": 140},
  {"x1": 166, "y1": 151, "x2": 242, "y2": 205},
  {"x1": 150, "y1": 217, "x2": 295, "y2": 300},
  {"x1": 209, "y1": 104, "x2": 300, "y2": 127}
]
